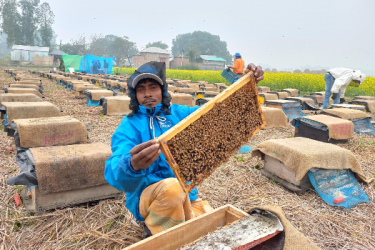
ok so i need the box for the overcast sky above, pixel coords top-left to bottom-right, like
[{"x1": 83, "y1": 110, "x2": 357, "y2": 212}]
[{"x1": 48, "y1": 0, "x2": 375, "y2": 75}]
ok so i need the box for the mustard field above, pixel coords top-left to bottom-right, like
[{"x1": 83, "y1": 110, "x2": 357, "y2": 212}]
[{"x1": 115, "y1": 68, "x2": 374, "y2": 97}]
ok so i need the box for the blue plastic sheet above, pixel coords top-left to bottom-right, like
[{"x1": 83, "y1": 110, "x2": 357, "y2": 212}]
[
  {"x1": 282, "y1": 106, "x2": 307, "y2": 120},
  {"x1": 238, "y1": 145, "x2": 253, "y2": 154},
  {"x1": 352, "y1": 118, "x2": 375, "y2": 135},
  {"x1": 85, "y1": 96, "x2": 100, "y2": 107},
  {"x1": 79, "y1": 54, "x2": 115, "y2": 75},
  {"x1": 308, "y1": 168, "x2": 370, "y2": 209}
]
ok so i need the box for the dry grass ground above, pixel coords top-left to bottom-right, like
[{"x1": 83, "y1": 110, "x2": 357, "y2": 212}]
[{"x1": 0, "y1": 71, "x2": 374, "y2": 250}]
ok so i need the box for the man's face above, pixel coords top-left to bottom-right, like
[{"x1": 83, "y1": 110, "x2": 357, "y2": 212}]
[{"x1": 136, "y1": 80, "x2": 163, "y2": 108}]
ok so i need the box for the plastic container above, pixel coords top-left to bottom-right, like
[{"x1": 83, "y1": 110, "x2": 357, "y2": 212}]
[{"x1": 221, "y1": 69, "x2": 239, "y2": 84}]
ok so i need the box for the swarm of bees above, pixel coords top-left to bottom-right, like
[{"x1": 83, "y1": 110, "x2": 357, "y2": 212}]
[{"x1": 167, "y1": 81, "x2": 263, "y2": 191}]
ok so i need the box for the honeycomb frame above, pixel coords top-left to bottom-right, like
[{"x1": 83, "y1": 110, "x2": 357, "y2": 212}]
[{"x1": 158, "y1": 72, "x2": 266, "y2": 193}]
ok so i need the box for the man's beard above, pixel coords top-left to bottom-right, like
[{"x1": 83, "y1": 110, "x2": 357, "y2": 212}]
[{"x1": 142, "y1": 98, "x2": 158, "y2": 107}]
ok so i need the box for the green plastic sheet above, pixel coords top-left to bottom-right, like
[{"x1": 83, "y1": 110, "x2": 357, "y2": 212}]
[{"x1": 61, "y1": 55, "x2": 83, "y2": 72}]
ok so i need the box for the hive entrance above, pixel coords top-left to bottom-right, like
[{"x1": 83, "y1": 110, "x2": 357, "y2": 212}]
[{"x1": 159, "y1": 73, "x2": 265, "y2": 192}]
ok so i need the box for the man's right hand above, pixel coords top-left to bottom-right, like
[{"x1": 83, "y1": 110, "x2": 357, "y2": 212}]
[{"x1": 130, "y1": 140, "x2": 161, "y2": 171}]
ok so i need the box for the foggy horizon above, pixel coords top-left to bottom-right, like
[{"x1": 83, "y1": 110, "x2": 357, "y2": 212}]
[{"x1": 46, "y1": 0, "x2": 375, "y2": 75}]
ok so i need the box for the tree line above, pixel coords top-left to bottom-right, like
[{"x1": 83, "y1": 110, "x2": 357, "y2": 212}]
[
  {"x1": 0, "y1": 1, "x2": 233, "y2": 64},
  {"x1": 1, "y1": 0, "x2": 55, "y2": 47}
]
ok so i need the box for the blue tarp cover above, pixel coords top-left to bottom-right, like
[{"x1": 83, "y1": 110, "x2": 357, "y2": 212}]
[
  {"x1": 308, "y1": 168, "x2": 370, "y2": 209},
  {"x1": 352, "y1": 117, "x2": 375, "y2": 135},
  {"x1": 79, "y1": 54, "x2": 115, "y2": 74},
  {"x1": 238, "y1": 145, "x2": 253, "y2": 154}
]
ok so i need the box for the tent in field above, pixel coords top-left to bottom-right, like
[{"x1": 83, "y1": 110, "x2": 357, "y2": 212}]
[
  {"x1": 61, "y1": 55, "x2": 83, "y2": 72},
  {"x1": 79, "y1": 54, "x2": 115, "y2": 74}
]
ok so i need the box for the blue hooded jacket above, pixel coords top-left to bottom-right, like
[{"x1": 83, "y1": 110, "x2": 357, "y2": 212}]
[{"x1": 104, "y1": 102, "x2": 200, "y2": 221}]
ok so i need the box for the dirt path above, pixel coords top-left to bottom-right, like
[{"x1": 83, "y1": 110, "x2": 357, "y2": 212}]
[{"x1": 0, "y1": 72, "x2": 374, "y2": 249}]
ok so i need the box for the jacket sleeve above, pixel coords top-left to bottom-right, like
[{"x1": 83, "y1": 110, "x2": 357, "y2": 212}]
[
  {"x1": 331, "y1": 72, "x2": 352, "y2": 93},
  {"x1": 104, "y1": 118, "x2": 146, "y2": 192},
  {"x1": 173, "y1": 104, "x2": 200, "y2": 120}
]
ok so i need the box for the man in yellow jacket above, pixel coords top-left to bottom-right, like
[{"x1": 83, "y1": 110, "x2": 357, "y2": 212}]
[{"x1": 227, "y1": 52, "x2": 245, "y2": 77}]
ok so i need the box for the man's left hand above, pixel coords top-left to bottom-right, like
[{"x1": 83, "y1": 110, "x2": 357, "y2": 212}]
[{"x1": 245, "y1": 63, "x2": 264, "y2": 84}]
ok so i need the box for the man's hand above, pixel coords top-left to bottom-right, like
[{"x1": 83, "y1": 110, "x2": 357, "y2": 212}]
[
  {"x1": 244, "y1": 63, "x2": 264, "y2": 84},
  {"x1": 331, "y1": 92, "x2": 338, "y2": 101},
  {"x1": 130, "y1": 140, "x2": 161, "y2": 171},
  {"x1": 227, "y1": 66, "x2": 231, "y2": 70}
]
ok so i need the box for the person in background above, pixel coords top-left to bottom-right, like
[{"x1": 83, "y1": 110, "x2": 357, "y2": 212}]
[
  {"x1": 323, "y1": 68, "x2": 366, "y2": 109},
  {"x1": 104, "y1": 59, "x2": 109, "y2": 74},
  {"x1": 104, "y1": 61, "x2": 264, "y2": 238},
  {"x1": 227, "y1": 52, "x2": 245, "y2": 77},
  {"x1": 92, "y1": 58, "x2": 99, "y2": 74}
]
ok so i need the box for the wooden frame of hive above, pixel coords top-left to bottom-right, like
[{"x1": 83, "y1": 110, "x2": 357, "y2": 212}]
[{"x1": 157, "y1": 72, "x2": 266, "y2": 193}]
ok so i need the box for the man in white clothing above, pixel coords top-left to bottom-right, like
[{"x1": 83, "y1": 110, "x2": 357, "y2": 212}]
[{"x1": 323, "y1": 68, "x2": 366, "y2": 109}]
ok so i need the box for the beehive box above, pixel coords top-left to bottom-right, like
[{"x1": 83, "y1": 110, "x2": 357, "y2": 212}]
[
  {"x1": 157, "y1": 72, "x2": 265, "y2": 193},
  {"x1": 259, "y1": 93, "x2": 278, "y2": 104},
  {"x1": 124, "y1": 205, "x2": 249, "y2": 250},
  {"x1": 350, "y1": 100, "x2": 375, "y2": 113}
]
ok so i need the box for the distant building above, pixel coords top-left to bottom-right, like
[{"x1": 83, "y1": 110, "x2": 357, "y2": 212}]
[
  {"x1": 11, "y1": 45, "x2": 49, "y2": 62},
  {"x1": 132, "y1": 47, "x2": 170, "y2": 68},
  {"x1": 170, "y1": 56, "x2": 190, "y2": 69},
  {"x1": 196, "y1": 55, "x2": 226, "y2": 71}
]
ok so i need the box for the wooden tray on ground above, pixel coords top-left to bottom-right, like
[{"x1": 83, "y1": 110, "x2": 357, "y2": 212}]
[
  {"x1": 157, "y1": 72, "x2": 266, "y2": 193},
  {"x1": 124, "y1": 205, "x2": 248, "y2": 250}
]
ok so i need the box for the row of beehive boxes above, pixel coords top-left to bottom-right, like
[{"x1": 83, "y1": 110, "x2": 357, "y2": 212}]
[{"x1": 1, "y1": 69, "x2": 123, "y2": 214}]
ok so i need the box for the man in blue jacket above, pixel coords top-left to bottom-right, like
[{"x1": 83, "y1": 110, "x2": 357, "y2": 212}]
[{"x1": 104, "y1": 61, "x2": 264, "y2": 237}]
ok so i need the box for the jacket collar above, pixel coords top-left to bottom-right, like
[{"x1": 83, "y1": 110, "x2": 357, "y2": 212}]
[{"x1": 138, "y1": 103, "x2": 163, "y2": 117}]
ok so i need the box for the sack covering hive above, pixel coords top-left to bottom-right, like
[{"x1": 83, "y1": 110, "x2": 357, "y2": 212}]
[
  {"x1": 0, "y1": 93, "x2": 42, "y2": 105},
  {"x1": 282, "y1": 88, "x2": 299, "y2": 97},
  {"x1": 171, "y1": 93, "x2": 194, "y2": 107},
  {"x1": 257, "y1": 86, "x2": 270, "y2": 93},
  {"x1": 16, "y1": 80, "x2": 41, "y2": 86},
  {"x1": 1, "y1": 102, "x2": 60, "y2": 125},
  {"x1": 85, "y1": 89, "x2": 114, "y2": 101},
  {"x1": 11, "y1": 143, "x2": 112, "y2": 195},
  {"x1": 292, "y1": 114, "x2": 354, "y2": 142},
  {"x1": 322, "y1": 108, "x2": 375, "y2": 135},
  {"x1": 265, "y1": 100, "x2": 306, "y2": 120},
  {"x1": 6, "y1": 88, "x2": 42, "y2": 98},
  {"x1": 6, "y1": 116, "x2": 87, "y2": 148},
  {"x1": 157, "y1": 72, "x2": 265, "y2": 193},
  {"x1": 302, "y1": 95, "x2": 319, "y2": 105},
  {"x1": 350, "y1": 100, "x2": 375, "y2": 113},
  {"x1": 322, "y1": 108, "x2": 370, "y2": 120},
  {"x1": 175, "y1": 87, "x2": 196, "y2": 95},
  {"x1": 259, "y1": 93, "x2": 278, "y2": 104},
  {"x1": 100, "y1": 96, "x2": 131, "y2": 116},
  {"x1": 251, "y1": 137, "x2": 370, "y2": 184},
  {"x1": 261, "y1": 107, "x2": 289, "y2": 129},
  {"x1": 353, "y1": 96, "x2": 375, "y2": 101},
  {"x1": 9, "y1": 84, "x2": 39, "y2": 91},
  {"x1": 269, "y1": 91, "x2": 290, "y2": 99},
  {"x1": 306, "y1": 94, "x2": 323, "y2": 104},
  {"x1": 168, "y1": 85, "x2": 176, "y2": 92}
]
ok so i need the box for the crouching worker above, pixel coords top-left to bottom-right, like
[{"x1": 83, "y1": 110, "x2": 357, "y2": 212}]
[
  {"x1": 104, "y1": 61, "x2": 264, "y2": 237},
  {"x1": 323, "y1": 68, "x2": 366, "y2": 109}
]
